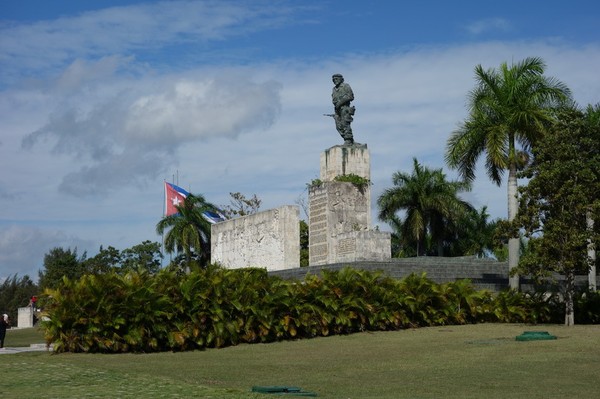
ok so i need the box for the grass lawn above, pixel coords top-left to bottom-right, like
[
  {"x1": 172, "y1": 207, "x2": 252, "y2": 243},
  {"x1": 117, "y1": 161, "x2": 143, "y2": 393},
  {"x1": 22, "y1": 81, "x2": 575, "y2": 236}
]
[
  {"x1": 2, "y1": 324, "x2": 600, "y2": 398},
  {"x1": 4, "y1": 327, "x2": 46, "y2": 347}
]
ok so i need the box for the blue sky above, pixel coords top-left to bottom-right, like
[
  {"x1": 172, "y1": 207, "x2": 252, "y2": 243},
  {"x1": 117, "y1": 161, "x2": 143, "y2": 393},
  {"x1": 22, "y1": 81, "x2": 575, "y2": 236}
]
[{"x1": 1, "y1": 0, "x2": 600, "y2": 280}]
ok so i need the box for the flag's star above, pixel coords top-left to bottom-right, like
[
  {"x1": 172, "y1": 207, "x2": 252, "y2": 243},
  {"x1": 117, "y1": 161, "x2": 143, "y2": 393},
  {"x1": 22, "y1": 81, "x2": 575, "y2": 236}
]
[{"x1": 171, "y1": 196, "x2": 182, "y2": 206}]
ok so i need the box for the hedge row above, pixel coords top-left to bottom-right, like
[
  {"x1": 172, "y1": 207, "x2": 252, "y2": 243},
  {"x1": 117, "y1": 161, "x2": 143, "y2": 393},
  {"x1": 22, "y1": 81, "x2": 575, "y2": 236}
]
[{"x1": 40, "y1": 266, "x2": 600, "y2": 353}]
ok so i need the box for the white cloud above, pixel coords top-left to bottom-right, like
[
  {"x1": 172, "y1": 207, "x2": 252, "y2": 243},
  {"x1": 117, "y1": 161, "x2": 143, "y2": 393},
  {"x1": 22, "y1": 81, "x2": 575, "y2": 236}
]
[
  {"x1": 19, "y1": 63, "x2": 282, "y2": 196},
  {"x1": 124, "y1": 75, "x2": 282, "y2": 143},
  {"x1": 1, "y1": 1, "x2": 599, "y2": 280},
  {"x1": 0, "y1": 0, "x2": 299, "y2": 85},
  {"x1": 465, "y1": 18, "x2": 513, "y2": 35}
]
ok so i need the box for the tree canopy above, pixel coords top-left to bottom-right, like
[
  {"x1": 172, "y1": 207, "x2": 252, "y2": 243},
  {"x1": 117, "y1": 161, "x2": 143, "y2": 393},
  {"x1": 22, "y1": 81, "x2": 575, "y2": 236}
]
[
  {"x1": 38, "y1": 247, "x2": 87, "y2": 290},
  {"x1": 221, "y1": 192, "x2": 262, "y2": 218},
  {"x1": 515, "y1": 105, "x2": 600, "y2": 325},
  {"x1": 446, "y1": 57, "x2": 572, "y2": 289},
  {"x1": 377, "y1": 158, "x2": 473, "y2": 256},
  {"x1": 0, "y1": 275, "x2": 38, "y2": 321},
  {"x1": 156, "y1": 193, "x2": 219, "y2": 269}
]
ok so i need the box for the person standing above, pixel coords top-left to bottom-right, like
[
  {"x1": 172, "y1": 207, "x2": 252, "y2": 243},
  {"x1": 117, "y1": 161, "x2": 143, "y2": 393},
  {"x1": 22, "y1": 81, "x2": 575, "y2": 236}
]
[
  {"x1": 331, "y1": 74, "x2": 355, "y2": 144},
  {"x1": 0, "y1": 314, "x2": 9, "y2": 349}
]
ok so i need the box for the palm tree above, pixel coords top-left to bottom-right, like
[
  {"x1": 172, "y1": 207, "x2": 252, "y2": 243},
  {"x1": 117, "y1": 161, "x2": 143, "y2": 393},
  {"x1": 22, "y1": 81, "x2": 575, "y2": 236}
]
[
  {"x1": 378, "y1": 158, "x2": 473, "y2": 256},
  {"x1": 445, "y1": 57, "x2": 571, "y2": 289},
  {"x1": 156, "y1": 194, "x2": 218, "y2": 269},
  {"x1": 448, "y1": 206, "x2": 499, "y2": 258}
]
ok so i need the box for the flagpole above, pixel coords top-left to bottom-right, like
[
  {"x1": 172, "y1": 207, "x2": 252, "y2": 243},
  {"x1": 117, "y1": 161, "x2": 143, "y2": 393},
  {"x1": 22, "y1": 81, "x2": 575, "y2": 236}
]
[{"x1": 161, "y1": 180, "x2": 166, "y2": 267}]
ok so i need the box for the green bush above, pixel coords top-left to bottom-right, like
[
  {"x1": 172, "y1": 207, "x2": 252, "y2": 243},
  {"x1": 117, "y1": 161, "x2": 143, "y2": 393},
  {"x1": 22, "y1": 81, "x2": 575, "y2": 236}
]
[
  {"x1": 40, "y1": 267, "x2": 600, "y2": 353},
  {"x1": 574, "y1": 290, "x2": 600, "y2": 324}
]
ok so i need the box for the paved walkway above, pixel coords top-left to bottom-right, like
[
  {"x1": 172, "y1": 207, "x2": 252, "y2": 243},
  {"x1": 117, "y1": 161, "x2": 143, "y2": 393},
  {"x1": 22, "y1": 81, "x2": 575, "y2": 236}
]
[{"x1": 0, "y1": 344, "x2": 53, "y2": 354}]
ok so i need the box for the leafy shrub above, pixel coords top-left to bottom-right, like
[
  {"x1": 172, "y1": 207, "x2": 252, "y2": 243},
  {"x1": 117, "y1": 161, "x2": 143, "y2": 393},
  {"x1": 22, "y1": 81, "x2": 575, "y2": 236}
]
[
  {"x1": 307, "y1": 179, "x2": 323, "y2": 189},
  {"x1": 333, "y1": 174, "x2": 371, "y2": 193},
  {"x1": 574, "y1": 290, "x2": 600, "y2": 324},
  {"x1": 40, "y1": 267, "x2": 599, "y2": 354}
]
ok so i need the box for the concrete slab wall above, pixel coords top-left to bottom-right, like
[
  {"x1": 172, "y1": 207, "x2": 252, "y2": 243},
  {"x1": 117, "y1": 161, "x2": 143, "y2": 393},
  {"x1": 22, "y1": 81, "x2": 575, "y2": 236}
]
[{"x1": 211, "y1": 205, "x2": 300, "y2": 271}]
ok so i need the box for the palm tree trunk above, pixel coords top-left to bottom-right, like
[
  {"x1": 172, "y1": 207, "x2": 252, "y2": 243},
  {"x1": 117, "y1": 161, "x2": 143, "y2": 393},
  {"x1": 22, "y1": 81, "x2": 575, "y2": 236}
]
[
  {"x1": 587, "y1": 212, "x2": 597, "y2": 291},
  {"x1": 508, "y1": 163, "x2": 520, "y2": 290}
]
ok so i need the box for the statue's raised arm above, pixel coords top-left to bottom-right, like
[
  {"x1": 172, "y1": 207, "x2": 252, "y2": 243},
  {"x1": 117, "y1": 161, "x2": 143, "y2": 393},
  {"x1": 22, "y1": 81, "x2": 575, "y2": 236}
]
[{"x1": 330, "y1": 74, "x2": 355, "y2": 145}]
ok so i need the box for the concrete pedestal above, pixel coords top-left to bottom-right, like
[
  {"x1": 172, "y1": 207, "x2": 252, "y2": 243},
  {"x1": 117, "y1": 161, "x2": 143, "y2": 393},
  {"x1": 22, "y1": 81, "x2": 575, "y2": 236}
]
[
  {"x1": 309, "y1": 144, "x2": 390, "y2": 266},
  {"x1": 18, "y1": 307, "x2": 33, "y2": 328},
  {"x1": 320, "y1": 144, "x2": 370, "y2": 181}
]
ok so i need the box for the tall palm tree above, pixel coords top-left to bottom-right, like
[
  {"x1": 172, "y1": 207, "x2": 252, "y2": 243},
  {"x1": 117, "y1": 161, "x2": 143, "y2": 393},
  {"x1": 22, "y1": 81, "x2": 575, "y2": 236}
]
[
  {"x1": 378, "y1": 158, "x2": 473, "y2": 256},
  {"x1": 445, "y1": 57, "x2": 571, "y2": 289},
  {"x1": 156, "y1": 194, "x2": 217, "y2": 269}
]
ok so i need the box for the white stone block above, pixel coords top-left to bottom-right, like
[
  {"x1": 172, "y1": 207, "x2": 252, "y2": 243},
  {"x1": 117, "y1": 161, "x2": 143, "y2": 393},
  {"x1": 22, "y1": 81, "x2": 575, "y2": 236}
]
[
  {"x1": 320, "y1": 144, "x2": 370, "y2": 182},
  {"x1": 333, "y1": 230, "x2": 392, "y2": 263},
  {"x1": 18, "y1": 307, "x2": 33, "y2": 328},
  {"x1": 211, "y1": 205, "x2": 300, "y2": 271}
]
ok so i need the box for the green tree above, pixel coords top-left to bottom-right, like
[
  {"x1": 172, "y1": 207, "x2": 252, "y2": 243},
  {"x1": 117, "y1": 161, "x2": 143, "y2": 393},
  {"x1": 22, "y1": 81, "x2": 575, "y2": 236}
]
[
  {"x1": 515, "y1": 106, "x2": 600, "y2": 325},
  {"x1": 156, "y1": 194, "x2": 219, "y2": 269},
  {"x1": 445, "y1": 57, "x2": 571, "y2": 289},
  {"x1": 446, "y1": 206, "x2": 501, "y2": 258},
  {"x1": 80, "y1": 242, "x2": 163, "y2": 275},
  {"x1": 0, "y1": 275, "x2": 39, "y2": 322},
  {"x1": 221, "y1": 192, "x2": 261, "y2": 218},
  {"x1": 83, "y1": 245, "x2": 122, "y2": 274},
  {"x1": 121, "y1": 240, "x2": 163, "y2": 274},
  {"x1": 38, "y1": 247, "x2": 87, "y2": 290},
  {"x1": 377, "y1": 158, "x2": 473, "y2": 256},
  {"x1": 385, "y1": 214, "x2": 410, "y2": 257},
  {"x1": 299, "y1": 220, "x2": 309, "y2": 267}
]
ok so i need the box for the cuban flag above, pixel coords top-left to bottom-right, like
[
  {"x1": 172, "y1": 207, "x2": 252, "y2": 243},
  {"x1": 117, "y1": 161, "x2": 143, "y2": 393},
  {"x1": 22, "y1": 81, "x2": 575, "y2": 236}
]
[
  {"x1": 202, "y1": 210, "x2": 227, "y2": 224},
  {"x1": 164, "y1": 182, "x2": 189, "y2": 216}
]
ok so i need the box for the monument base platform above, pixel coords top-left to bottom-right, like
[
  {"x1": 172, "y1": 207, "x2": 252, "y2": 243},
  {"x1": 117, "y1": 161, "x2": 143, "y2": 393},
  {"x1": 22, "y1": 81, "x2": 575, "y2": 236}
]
[{"x1": 309, "y1": 144, "x2": 391, "y2": 266}]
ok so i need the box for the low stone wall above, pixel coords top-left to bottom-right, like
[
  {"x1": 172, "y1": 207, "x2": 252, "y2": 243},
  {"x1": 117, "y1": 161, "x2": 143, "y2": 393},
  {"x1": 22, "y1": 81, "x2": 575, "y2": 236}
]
[{"x1": 269, "y1": 257, "x2": 598, "y2": 293}]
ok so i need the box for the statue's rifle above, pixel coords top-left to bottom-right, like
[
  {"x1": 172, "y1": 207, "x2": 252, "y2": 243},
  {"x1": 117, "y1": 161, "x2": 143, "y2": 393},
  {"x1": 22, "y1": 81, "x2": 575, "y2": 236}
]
[{"x1": 323, "y1": 113, "x2": 336, "y2": 118}]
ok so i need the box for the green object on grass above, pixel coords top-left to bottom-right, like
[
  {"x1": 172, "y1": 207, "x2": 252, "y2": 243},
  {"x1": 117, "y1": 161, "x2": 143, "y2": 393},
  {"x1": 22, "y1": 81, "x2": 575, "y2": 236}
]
[
  {"x1": 252, "y1": 386, "x2": 318, "y2": 396},
  {"x1": 515, "y1": 331, "x2": 557, "y2": 341}
]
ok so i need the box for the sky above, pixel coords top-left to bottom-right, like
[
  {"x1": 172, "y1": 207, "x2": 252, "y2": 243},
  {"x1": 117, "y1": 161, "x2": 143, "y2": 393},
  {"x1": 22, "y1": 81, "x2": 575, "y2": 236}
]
[{"x1": 1, "y1": 0, "x2": 600, "y2": 280}]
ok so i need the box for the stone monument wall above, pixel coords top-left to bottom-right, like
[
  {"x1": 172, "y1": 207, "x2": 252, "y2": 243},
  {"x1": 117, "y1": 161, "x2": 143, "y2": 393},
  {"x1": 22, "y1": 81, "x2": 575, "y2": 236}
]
[
  {"x1": 211, "y1": 205, "x2": 300, "y2": 271},
  {"x1": 308, "y1": 185, "x2": 329, "y2": 265},
  {"x1": 309, "y1": 144, "x2": 390, "y2": 265},
  {"x1": 308, "y1": 181, "x2": 371, "y2": 265}
]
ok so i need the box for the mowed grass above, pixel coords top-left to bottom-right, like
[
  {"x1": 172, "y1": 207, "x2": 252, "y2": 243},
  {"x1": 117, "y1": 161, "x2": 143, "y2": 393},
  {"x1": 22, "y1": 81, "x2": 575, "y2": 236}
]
[
  {"x1": 3, "y1": 324, "x2": 600, "y2": 398},
  {"x1": 4, "y1": 327, "x2": 46, "y2": 347}
]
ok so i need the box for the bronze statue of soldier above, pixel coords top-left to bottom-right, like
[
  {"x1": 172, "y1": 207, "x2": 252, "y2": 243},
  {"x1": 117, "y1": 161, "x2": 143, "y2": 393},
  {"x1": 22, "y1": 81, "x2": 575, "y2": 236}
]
[{"x1": 330, "y1": 73, "x2": 355, "y2": 145}]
